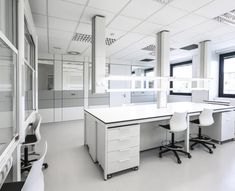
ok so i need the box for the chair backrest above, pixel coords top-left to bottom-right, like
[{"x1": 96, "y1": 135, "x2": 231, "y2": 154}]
[
  {"x1": 34, "y1": 113, "x2": 42, "y2": 143},
  {"x1": 21, "y1": 141, "x2": 47, "y2": 191},
  {"x1": 199, "y1": 108, "x2": 214, "y2": 126},
  {"x1": 170, "y1": 112, "x2": 187, "y2": 132}
]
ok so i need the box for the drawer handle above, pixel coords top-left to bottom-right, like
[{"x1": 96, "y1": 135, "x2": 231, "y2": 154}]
[
  {"x1": 119, "y1": 138, "x2": 129, "y2": 141},
  {"x1": 119, "y1": 159, "x2": 130, "y2": 163},
  {"x1": 119, "y1": 148, "x2": 130, "y2": 152}
]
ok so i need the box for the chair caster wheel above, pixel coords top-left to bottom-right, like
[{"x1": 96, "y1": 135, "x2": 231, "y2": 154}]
[
  {"x1": 188, "y1": 154, "x2": 192, "y2": 159},
  {"x1": 133, "y1": 166, "x2": 138, "y2": 171},
  {"x1": 213, "y1": 145, "x2": 216, "y2": 149},
  {"x1": 177, "y1": 160, "x2": 182, "y2": 164},
  {"x1": 43, "y1": 163, "x2": 48, "y2": 169},
  {"x1": 107, "y1": 174, "x2": 112, "y2": 179},
  {"x1": 159, "y1": 154, "x2": 162, "y2": 158},
  {"x1": 209, "y1": 150, "x2": 213, "y2": 154}
]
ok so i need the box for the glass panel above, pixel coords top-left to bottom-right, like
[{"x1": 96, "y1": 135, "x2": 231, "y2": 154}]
[
  {"x1": 172, "y1": 64, "x2": 192, "y2": 93},
  {"x1": 131, "y1": 66, "x2": 154, "y2": 88},
  {"x1": 25, "y1": 65, "x2": 33, "y2": 119},
  {"x1": 0, "y1": 38, "x2": 16, "y2": 155},
  {"x1": 0, "y1": 0, "x2": 17, "y2": 47},
  {"x1": 63, "y1": 61, "x2": 83, "y2": 90},
  {"x1": 38, "y1": 63, "x2": 54, "y2": 91},
  {"x1": 223, "y1": 57, "x2": 235, "y2": 94}
]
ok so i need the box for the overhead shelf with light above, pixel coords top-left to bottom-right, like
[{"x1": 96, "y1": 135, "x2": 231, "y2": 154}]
[{"x1": 103, "y1": 76, "x2": 212, "y2": 93}]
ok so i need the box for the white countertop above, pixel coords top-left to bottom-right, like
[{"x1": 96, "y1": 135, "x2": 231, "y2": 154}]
[{"x1": 85, "y1": 102, "x2": 235, "y2": 124}]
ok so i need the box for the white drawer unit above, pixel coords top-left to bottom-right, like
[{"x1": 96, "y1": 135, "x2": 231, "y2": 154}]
[
  {"x1": 107, "y1": 155, "x2": 139, "y2": 174},
  {"x1": 107, "y1": 136, "x2": 139, "y2": 152},
  {"x1": 203, "y1": 111, "x2": 235, "y2": 143},
  {"x1": 104, "y1": 125, "x2": 140, "y2": 179}
]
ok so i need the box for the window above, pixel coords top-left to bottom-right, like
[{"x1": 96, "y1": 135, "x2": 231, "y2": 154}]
[
  {"x1": 219, "y1": 52, "x2": 235, "y2": 97},
  {"x1": 170, "y1": 61, "x2": 192, "y2": 96},
  {"x1": 24, "y1": 21, "x2": 35, "y2": 119},
  {"x1": 0, "y1": 36, "x2": 17, "y2": 155},
  {"x1": 0, "y1": 0, "x2": 17, "y2": 47}
]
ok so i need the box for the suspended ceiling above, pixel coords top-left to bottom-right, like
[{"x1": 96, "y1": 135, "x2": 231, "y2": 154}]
[{"x1": 29, "y1": 0, "x2": 235, "y2": 61}]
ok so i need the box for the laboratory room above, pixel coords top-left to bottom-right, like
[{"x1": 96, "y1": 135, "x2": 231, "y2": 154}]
[{"x1": 1, "y1": 0, "x2": 235, "y2": 191}]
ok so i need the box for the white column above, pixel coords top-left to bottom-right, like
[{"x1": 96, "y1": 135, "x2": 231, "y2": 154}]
[
  {"x1": 15, "y1": 0, "x2": 25, "y2": 181},
  {"x1": 192, "y1": 40, "x2": 212, "y2": 102},
  {"x1": 156, "y1": 30, "x2": 170, "y2": 108},
  {"x1": 91, "y1": 15, "x2": 106, "y2": 94},
  {"x1": 83, "y1": 57, "x2": 89, "y2": 109}
]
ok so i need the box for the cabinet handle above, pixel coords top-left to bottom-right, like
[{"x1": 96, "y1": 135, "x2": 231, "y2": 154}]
[
  {"x1": 119, "y1": 148, "x2": 130, "y2": 152},
  {"x1": 119, "y1": 138, "x2": 129, "y2": 141},
  {"x1": 119, "y1": 158, "x2": 130, "y2": 163}
]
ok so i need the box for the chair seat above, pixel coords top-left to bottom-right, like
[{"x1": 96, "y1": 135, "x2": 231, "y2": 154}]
[
  {"x1": 24, "y1": 134, "x2": 37, "y2": 145},
  {"x1": 0, "y1": 181, "x2": 24, "y2": 191},
  {"x1": 159, "y1": 124, "x2": 170, "y2": 130},
  {"x1": 190, "y1": 119, "x2": 200, "y2": 124}
]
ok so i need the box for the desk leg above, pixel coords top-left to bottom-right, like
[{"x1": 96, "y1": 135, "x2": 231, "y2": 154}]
[{"x1": 185, "y1": 115, "x2": 189, "y2": 152}]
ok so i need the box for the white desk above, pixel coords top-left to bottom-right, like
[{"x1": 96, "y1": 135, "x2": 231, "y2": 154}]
[{"x1": 84, "y1": 102, "x2": 235, "y2": 180}]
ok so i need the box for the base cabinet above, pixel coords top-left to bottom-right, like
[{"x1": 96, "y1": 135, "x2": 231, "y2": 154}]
[
  {"x1": 203, "y1": 111, "x2": 235, "y2": 143},
  {"x1": 97, "y1": 124, "x2": 140, "y2": 180}
]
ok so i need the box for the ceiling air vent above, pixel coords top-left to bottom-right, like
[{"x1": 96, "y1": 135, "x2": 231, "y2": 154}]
[
  {"x1": 142, "y1": 44, "x2": 175, "y2": 52},
  {"x1": 214, "y1": 9, "x2": 235, "y2": 26},
  {"x1": 72, "y1": 33, "x2": 116, "y2": 46},
  {"x1": 140, "y1": 58, "x2": 155, "y2": 62},
  {"x1": 180, "y1": 44, "x2": 198, "y2": 51}
]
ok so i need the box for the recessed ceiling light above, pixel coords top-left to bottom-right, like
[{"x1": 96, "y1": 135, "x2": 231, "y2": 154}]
[
  {"x1": 153, "y1": 0, "x2": 173, "y2": 4},
  {"x1": 67, "y1": 51, "x2": 80, "y2": 55}
]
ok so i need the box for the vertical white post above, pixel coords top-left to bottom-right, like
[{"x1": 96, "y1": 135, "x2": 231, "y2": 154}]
[
  {"x1": 15, "y1": 0, "x2": 25, "y2": 181},
  {"x1": 192, "y1": 40, "x2": 211, "y2": 102},
  {"x1": 91, "y1": 15, "x2": 106, "y2": 94},
  {"x1": 156, "y1": 30, "x2": 170, "y2": 108},
  {"x1": 83, "y1": 57, "x2": 89, "y2": 109}
]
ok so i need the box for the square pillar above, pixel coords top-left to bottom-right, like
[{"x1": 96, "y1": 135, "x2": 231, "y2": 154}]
[{"x1": 156, "y1": 30, "x2": 170, "y2": 108}]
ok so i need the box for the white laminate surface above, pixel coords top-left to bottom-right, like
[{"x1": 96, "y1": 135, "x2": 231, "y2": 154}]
[{"x1": 85, "y1": 102, "x2": 235, "y2": 124}]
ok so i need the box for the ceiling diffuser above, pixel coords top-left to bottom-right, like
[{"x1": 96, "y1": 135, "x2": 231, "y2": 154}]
[{"x1": 214, "y1": 9, "x2": 235, "y2": 26}]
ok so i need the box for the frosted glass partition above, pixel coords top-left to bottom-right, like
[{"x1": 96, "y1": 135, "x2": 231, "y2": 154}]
[{"x1": 0, "y1": 38, "x2": 16, "y2": 155}]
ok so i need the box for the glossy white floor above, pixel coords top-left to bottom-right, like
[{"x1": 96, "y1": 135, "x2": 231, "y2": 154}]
[{"x1": 40, "y1": 120, "x2": 235, "y2": 191}]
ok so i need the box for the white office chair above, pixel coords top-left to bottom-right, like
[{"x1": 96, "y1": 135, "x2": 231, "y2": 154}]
[
  {"x1": 190, "y1": 108, "x2": 216, "y2": 154},
  {"x1": 1, "y1": 142, "x2": 47, "y2": 191},
  {"x1": 159, "y1": 112, "x2": 191, "y2": 164},
  {"x1": 21, "y1": 113, "x2": 48, "y2": 172}
]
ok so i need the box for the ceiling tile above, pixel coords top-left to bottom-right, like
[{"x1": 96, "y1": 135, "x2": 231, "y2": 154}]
[
  {"x1": 69, "y1": 41, "x2": 90, "y2": 54},
  {"x1": 169, "y1": 0, "x2": 214, "y2": 12},
  {"x1": 195, "y1": 0, "x2": 235, "y2": 18},
  {"x1": 81, "y1": 7, "x2": 115, "y2": 24},
  {"x1": 48, "y1": 0, "x2": 84, "y2": 21},
  {"x1": 121, "y1": 0, "x2": 164, "y2": 20},
  {"x1": 168, "y1": 14, "x2": 208, "y2": 34},
  {"x1": 49, "y1": 17, "x2": 77, "y2": 32},
  {"x1": 76, "y1": 23, "x2": 91, "y2": 34},
  {"x1": 106, "y1": 32, "x2": 144, "y2": 56},
  {"x1": 133, "y1": 22, "x2": 163, "y2": 35},
  {"x1": 108, "y1": 15, "x2": 141, "y2": 32},
  {"x1": 49, "y1": 29, "x2": 73, "y2": 53},
  {"x1": 106, "y1": 28, "x2": 126, "y2": 39},
  {"x1": 88, "y1": 0, "x2": 130, "y2": 13},
  {"x1": 32, "y1": 14, "x2": 47, "y2": 28},
  {"x1": 148, "y1": 6, "x2": 189, "y2": 26},
  {"x1": 29, "y1": 0, "x2": 47, "y2": 15}
]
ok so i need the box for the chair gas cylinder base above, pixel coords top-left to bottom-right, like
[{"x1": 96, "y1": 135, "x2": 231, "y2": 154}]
[
  {"x1": 159, "y1": 112, "x2": 191, "y2": 164},
  {"x1": 190, "y1": 109, "x2": 216, "y2": 154}
]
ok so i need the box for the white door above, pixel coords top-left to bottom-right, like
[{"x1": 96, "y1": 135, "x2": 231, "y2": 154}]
[{"x1": 109, "y1": 65, "x2": 131, "y2": 106}]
